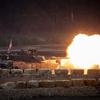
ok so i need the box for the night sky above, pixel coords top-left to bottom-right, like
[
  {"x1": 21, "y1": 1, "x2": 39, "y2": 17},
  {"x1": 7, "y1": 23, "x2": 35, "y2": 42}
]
[{"x1": 0, "y1": 0, "x2": 100, "y2": 46}]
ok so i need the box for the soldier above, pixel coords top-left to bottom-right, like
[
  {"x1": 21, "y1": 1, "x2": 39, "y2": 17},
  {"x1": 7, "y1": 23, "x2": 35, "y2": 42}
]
[{"x1": 8, "y1": 60, "x2": 13, "y2": 74}]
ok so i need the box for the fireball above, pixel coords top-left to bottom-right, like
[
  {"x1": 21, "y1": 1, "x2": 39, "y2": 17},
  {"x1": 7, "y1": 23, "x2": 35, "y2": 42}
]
[{"x1": 67, "y1": 33, "x2": 100, "y2": 69}]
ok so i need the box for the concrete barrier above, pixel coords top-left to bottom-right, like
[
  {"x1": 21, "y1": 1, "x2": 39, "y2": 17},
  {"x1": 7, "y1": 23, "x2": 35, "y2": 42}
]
[
  {"x1": 87, "y1": 69, "x2": 100, "y2": 79},
  {"x1": 38, "y1": 69, "x2": 52, "y2": 79},
  {"x1": 71, "y1": 79, "x2": 84, "y2": 86},
  {"x1": 16, "y1": 81, "x2": 27, "y2": 89},
  {"x1": 95, "y1": 78, "x2": 100, "y2": 89},
  {"x1": 0, "y1": 82, "x2": 16, "y2": 89},
  {"x1": 23, "y1": 69, "x2": 37, "y2": 76},
  {"x1": 27, "y1": 80, "x2": 39, "y2": 88},
  {"x1": 11, "y1": 69, "x2": 23, "y2": 77},
  {"x1": 0, "y1": 69, "x2": 9, "y2": 77},
  {"x1": 55, "y1": 69, "x2": 68, "y2": 79},
  {"x1": 55, "y1": 80, "x2": 72, "y2": 87},
  {"x1": 84, "y1": 79, "x2": 97, "y2": 86},
  {"x1": 39, "y1": 80, "x2": 55, "y2": 88},
  {"x1": 70, "y1": 69, "x2": 84, "y2": 78},
  {"x1": 39, "y1": 79, "x2": 72, "y2": 88}
]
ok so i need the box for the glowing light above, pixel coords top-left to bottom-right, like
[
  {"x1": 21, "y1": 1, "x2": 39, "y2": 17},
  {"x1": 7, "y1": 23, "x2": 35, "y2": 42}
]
[
  {"x1": 61, "y1": 59, "x2": 68, "y2": 66},
  {"x1": 60, "y1": 58, "x2": 75, "y2": 69},
  {"x1": 67, "y1": 33, "x2": 100, "y2": 69}
]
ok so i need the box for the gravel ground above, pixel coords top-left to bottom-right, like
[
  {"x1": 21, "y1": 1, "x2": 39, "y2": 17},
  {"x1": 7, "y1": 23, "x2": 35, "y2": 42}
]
[{"x1": 0, "y1": 86, "x2": 99, "y2": 100}]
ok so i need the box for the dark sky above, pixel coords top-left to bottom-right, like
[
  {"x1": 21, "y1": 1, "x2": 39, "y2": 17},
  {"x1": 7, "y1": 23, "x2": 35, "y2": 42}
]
[{"x1": 0, "y1": 0, "x2": 100, "y2": 45}]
